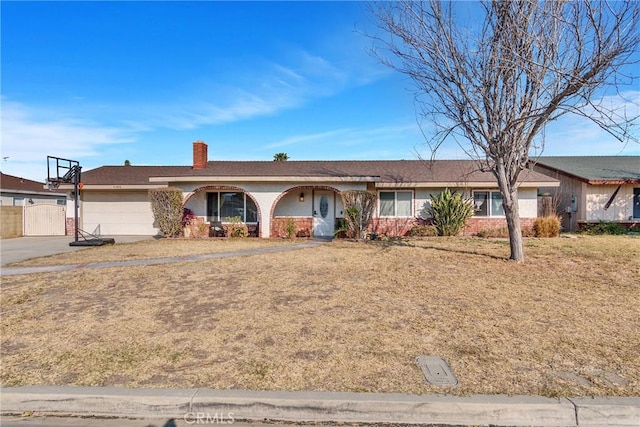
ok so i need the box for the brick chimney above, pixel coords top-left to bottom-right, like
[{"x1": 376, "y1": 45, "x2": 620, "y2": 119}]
[{"x1": 193, "y1": 141, "x2": 208, "y2": 169}]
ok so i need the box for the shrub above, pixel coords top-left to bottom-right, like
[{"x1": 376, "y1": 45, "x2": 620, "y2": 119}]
[
  {"x1": 533, "y1": 215, "x2": 561, "y2": 237},
  {"x1": 282, "y1": 217, "x2": 296, "y2": 239},
  {"x1": 182, "y1": 208, "x2": 196, "y2": 227},
  {"x1": 580, "y1": 221, "x2": 628, "y2": 235},
  {"x1": 409, "y1": 225, "x2": 438, "y2": 237},
  {"x1": 340, "y1": 191, "x2": 377, "y2": 240},
  {"x1": 477, "y1": 226, "x2": 535, "y2": 238},
  {"x1": 334, "y1": 218, "x2": 349, "y2": 238},
  {"x1": 427, "y1": 189, "x2": 474, "y2": 236},
  {"x1": 149, "y1": 187, "x2": 184, "y2": 237},
  {"x1": 227, "y1": 216, "x2": 248, "y2": 238}
]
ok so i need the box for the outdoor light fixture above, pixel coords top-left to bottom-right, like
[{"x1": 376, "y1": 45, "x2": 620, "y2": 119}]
[{"x1": 299, "y1": 192, "x2": 305, "y2": 202}]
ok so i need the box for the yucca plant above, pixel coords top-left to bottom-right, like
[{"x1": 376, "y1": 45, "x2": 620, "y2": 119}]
[{"x1": 427, "y1": 189, "x2": 474, "y2": 236}]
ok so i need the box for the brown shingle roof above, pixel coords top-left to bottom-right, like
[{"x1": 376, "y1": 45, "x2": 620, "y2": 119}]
[
  {"x1": 536, "y1": 156, "x2": 640, "y2": 184},
  {"x1": 80, "y1": 160, "x2": 557, "y2": 186},
  {"x1": 0, "y1": 172, "x2": 65, "y2": 193}
]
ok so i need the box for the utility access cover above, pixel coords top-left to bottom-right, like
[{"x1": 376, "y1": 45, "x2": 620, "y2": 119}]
[{"x1": 416, "y1": 355, "x2": 458, "y2": 386}]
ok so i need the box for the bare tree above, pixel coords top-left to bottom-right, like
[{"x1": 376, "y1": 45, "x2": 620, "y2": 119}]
[{"x1": 370, "y1": 1, "x2": 639, "y2": 262}]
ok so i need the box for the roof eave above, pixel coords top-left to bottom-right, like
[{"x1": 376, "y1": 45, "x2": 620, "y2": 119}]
[
  {"x1": 375, "y1": 181, "x2": 559, "y2": 188},
  {"x1": 59, "y1": 184, "x2": 169, "y2": 190},
  {"x1": 149, "y1": 176, "x2": 381, "y2": 183}
]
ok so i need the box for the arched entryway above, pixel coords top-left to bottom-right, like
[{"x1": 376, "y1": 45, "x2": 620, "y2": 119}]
[
  {"x1": 183, "y1": 185, "x2": 263, "y2": 237},
  {"x1": 270, "y1": 186, "x2": 341, "y2": 238}
]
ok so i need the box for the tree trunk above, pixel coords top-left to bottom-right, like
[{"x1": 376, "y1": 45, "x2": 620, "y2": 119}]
[
  {"x1": 494, "y1": 161, "x2": 525, "y2": 262},
  {"x1": 503, "y1": 191, "x2": 525, "y2": 262}
]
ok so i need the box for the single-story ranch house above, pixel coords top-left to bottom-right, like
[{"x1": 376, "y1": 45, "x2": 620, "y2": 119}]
[
  {"x1": 64, "y1": 141, "x2": 559, "y2": 238},
  {"x1": 533, "y1": 156, "x2": 640, "y2": 232},
  {"x1": 1, "y1": 172, "x2": 66, "y2": 206}
]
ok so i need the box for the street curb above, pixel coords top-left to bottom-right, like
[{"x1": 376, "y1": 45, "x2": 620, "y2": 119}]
[{"x1": 2, "y1": 386, "x2": 638, "y2": 426}]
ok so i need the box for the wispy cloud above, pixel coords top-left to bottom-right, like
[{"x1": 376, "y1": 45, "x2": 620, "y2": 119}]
[
  {"x1": 0, "y1": 99, "x2": 138, "y2": 180},
  {"x1": 1, "y1": 44, "x2": 395, "y2": 180},
  {"x1": 265, "y1": 124, "x2": 422, "y2": 159},
  {"x1": 98, "y1": 49, "x2": 380, "y2": 133}
]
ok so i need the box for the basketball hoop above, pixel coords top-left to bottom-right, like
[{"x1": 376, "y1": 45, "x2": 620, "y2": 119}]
[{"x1": 46, "y1": 179, "x2": 60, "y2": 191}]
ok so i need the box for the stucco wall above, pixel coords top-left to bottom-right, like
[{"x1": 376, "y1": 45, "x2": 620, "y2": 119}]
[
  {"x1": 1, "y1": 193, "x2": 65, "y2": 206},
  {"x1": 585, "y1": 184, "x2": 637, "y2": 221},
  {"x1": 273, "y1": 191, "x2": 312, "y2": 216}
]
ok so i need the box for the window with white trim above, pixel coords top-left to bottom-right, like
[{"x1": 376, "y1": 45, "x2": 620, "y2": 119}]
[
  {"x1": 207, "y1": 192, "x2": 258, "y2": 223},
  {"x1": 379, "y1": 191, "x2": 413, "y2": 217},
  {"x1": 473, "y1": 191, "x2": 504, "y2": 217}
]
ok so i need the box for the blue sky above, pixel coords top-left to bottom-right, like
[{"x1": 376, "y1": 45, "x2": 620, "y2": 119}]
[{"x1": 1, "y1": 1, "x2": 638, "y2": 182}]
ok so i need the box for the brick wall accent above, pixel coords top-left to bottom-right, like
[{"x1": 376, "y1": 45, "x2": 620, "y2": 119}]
[
  {"x1": 370, "y1": 217, "x2": 424, "y2": 236},
  {"x1": 271, "y1": 217, "x2": 313, "y2": 238},
  {"x1": 65, "y1": 217, "x2": 75, "y2": 236},
  {"x1": 183, "y1": 217, "x2": 210, "y2": 238}
]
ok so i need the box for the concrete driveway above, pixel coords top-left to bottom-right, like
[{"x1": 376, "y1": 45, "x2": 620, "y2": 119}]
[{"x1": 0, "y1": 236, "x2": 154, "y2": 266}]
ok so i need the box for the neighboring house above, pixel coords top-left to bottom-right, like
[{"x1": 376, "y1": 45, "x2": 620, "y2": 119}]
[
  {"x1": 533, "y1": 156, "x2": 640, "y2": 232},
  {"x1": 0, "y1": 172, "x2": 66, "y2": 206},
  {"x1": 64, "y1": 141, "x2": 559, "y2": 238},
  {"x1": 0, "y1": 172, "x2": 68, "y2": 237}
]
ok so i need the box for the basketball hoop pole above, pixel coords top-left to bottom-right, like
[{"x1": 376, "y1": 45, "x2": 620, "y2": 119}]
[
  {"x1": 72, "y1": 165, "x2": 81, "y2": 242},
  {"x1": 46, "y1": 156, "x2": 82, "y2": 243}
]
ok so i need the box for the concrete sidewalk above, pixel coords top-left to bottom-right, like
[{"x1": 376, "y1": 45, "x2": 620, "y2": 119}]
[
  {"x1": 1, "y1": 386, "x2": 638, "y2": 426},
  {"x1": 0, "y1": 240, "x2": 326, "y2": 276}
]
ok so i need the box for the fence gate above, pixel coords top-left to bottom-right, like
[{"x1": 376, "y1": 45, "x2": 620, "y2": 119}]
[{"x1": 23, "y1": 204, "x2": 66, "y2": 236}]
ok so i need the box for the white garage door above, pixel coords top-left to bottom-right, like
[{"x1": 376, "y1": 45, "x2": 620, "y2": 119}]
[{"x1": 82, "y1": 191, "x2": 158, "y2": 235}]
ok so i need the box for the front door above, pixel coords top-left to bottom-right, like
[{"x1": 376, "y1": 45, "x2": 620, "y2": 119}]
[{"x1": 313, "y1": 191, "x2": 334, "y2": 238}]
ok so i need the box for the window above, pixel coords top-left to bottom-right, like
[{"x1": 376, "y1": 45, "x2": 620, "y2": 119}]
[
  {"x1": 634, "y1": 188, "x2": 640, "y2": 219},
  {"x1": 207, "y1": 192, "x2": 257, "y2": 223},
  {"x1": 473, "y1": 191, "x2": 504, "y2": 216},
  {"x1": 379, "y1": 191, "x2": 412, "y2": 217}
]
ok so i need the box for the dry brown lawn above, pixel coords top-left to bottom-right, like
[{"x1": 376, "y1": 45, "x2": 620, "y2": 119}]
[
  {"x1": 7, "y1": 238, "x2": 294, "y2": 267},
  {"x1": 1, "y1": 235, "x2": 638, "y2": 398}
]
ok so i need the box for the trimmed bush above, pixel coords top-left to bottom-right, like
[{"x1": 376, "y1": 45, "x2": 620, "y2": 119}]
[
  {"x1": 409, "y1": 225, "x2": 438, "y2": 237},
  {"x1": 149, "y1": 187, "x2": 183, "y2": 237},
  {"x1": 477, "y1": 226, "x2": 535, "y2": 238},
  {"x1": 533, "y1": 215, "x2": 561, "y2": 237},
  {"x1": 580, "y1": 221, "x2": 628, "y2": 235},
  {"x1": 427, "y1": 189, "x2": 474, "y2": 236}
]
